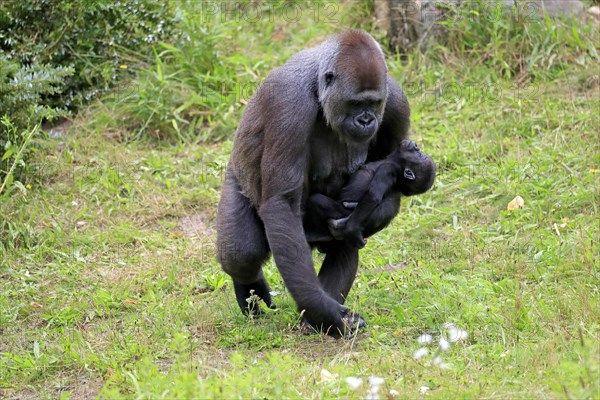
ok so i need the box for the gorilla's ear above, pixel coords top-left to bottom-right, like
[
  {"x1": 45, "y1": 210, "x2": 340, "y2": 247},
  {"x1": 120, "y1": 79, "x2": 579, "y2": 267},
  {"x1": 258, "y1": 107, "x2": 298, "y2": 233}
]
[
  {"x1": 324, "y1": 71, "x2": 335, "y2": 86},
  {"x1": 403, "y1": 168, "x2": 416, "y2": 180}
]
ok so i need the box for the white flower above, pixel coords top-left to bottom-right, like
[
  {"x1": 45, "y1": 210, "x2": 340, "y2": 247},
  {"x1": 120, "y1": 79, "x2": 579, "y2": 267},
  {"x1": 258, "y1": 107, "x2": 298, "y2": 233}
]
[
  {"x1": 432, "y1": 355, "x2": 443, "y2": 366},
  {"x1": 413, "y1": 347, "x2": 429, "y2": 360},
  {"x1": 419, "y1": 386, "x2": 430, "y2": 394},
  {"x1": 345, "y1": 377, "x2": 363, "y2": 390},
  {"x1": 439, "y1": 337, "x2": 450, "y2": 351},
  {"x1": 369, "y1": 376, "x2": 385, "y2": 387},
  {"x1": 417, "y1": 334, "x2": 433, "y2": 344},
  {"x1": 71, "y1": 200, "x2": 78, "y2": 206},
  {"x1": 389, "y1": 389, "x2": 399, "y2": 397},
  {"x1": 447, "y1": 327, "x2": 468, "y2": 342}
]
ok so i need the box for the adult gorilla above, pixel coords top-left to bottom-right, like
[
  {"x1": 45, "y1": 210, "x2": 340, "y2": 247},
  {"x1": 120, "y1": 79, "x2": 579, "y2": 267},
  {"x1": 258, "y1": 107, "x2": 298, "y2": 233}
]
[{"x1": 216, "y1": 30, "x2": 410, "y2": 337}]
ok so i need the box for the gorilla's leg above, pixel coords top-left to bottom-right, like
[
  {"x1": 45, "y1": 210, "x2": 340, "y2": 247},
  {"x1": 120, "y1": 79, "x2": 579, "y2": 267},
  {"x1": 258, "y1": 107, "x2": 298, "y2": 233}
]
[
  {"x1": 317, "y1": 241, "x2": 360, "y2": 304},
  {"x1": 232, "y1": 271, "x2": 274, "y2": 315},
  {"x1": 314, "y1": 241, "x2": 366, "y2": 331},
  {"x1": 217, "y1": 170, "x2": 273, "y2": 314}
]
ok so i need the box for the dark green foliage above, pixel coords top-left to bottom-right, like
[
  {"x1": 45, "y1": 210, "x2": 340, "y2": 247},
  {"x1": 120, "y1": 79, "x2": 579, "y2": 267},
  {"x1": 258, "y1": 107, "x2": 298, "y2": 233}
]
[
  {"x1": 0, "y1": 56, "x2": 72, "y2": 190},
  {"x1": 0, "y1": 0, "x2": 180, "y2": 191},
  {"x1": 0, "y1": 56, "x2": 72, "y2": 129},
  {"x1": 0, "y1": 0, "x2": 179, "y2": 110}
]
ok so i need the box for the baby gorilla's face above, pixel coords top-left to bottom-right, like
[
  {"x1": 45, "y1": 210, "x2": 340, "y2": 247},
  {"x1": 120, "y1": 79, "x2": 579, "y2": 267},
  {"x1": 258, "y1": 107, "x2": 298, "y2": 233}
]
[{"x1": 398, "y1": 140, "x2": 436, "y2": 196}]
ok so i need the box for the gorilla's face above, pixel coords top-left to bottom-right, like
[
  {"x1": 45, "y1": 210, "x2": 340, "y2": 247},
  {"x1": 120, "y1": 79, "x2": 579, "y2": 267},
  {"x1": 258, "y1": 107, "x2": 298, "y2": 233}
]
[
  {"x1": 396, "y1": 140, "x2": 436, "y2": 196},
  {"x1": 319, "y1": 36, "x2": 388, "y2": 145}
]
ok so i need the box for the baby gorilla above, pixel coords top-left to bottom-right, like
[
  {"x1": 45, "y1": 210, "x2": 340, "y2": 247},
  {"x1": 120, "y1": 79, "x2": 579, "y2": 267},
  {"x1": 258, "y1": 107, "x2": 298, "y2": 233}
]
[{"x1": 305, "y1": 140, "x2": 435, "y2": 249}]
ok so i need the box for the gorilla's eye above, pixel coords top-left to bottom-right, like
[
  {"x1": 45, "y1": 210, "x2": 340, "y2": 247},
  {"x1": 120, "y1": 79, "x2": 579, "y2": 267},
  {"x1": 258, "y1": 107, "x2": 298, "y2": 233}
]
[{"x1": 324, "y1": 72, "x2": 335, "y2": 86}]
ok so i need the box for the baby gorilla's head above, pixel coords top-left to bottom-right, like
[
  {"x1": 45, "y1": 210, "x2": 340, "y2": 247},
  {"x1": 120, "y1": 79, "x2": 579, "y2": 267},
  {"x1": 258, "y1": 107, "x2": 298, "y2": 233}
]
[{"x1": 395, "y1": 140, "x2": 436, "y2": 196}]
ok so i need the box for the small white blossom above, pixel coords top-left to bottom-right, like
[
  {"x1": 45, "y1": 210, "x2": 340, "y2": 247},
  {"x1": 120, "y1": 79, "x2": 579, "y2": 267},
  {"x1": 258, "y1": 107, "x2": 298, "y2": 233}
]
[
  {"x1": 320, "y1": 369, "x2": 336, "y2": 383},
  {"x1": 369, "y1": 376, "x2": 385, "y2": 387},
  {"x1": 414, "y1": 347, "x2": 429, "y2": 359},
  {"x1": 432, "y1": 355, "x2": 443, "y2": 366},
  {"x1": 417, "y1": 334, "x2": 433, "y2": 344},
  {"x1": 366, "y1": 376, "x2": 384, "y2": 400},
  {"x1": 448, "y1": 327, "x2": 468, "y2": 342},
  {"x1": 439, "y1": 337, "x2": 450, "y2": 351},
  {"x1": 419, "y1": 386, "x2": 430, "y2": 394},
  {"x1": 345, "y1": 377, "x2": 363, "y2": 390},
  {"x1": 389, "y1": 389, "x2": 399, "y2": 397}
]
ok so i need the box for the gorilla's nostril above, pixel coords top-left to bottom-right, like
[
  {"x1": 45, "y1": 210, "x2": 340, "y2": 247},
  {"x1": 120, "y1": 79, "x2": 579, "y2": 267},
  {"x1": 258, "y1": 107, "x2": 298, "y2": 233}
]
[{"x1": 356, "y1": 113, "x2": 374, "y2": 127}]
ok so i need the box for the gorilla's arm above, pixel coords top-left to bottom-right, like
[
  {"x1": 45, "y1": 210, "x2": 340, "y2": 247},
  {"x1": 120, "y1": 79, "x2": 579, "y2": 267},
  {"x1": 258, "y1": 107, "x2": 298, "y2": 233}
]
[{"x1": 256, "y1": 75, "x2": 350, "y2": 334}]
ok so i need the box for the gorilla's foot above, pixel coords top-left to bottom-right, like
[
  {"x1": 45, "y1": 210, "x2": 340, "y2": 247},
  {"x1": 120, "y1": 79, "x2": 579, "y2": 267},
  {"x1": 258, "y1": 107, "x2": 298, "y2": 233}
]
[{"x1": 234, "y1": 280, "x2": 276, "y2": 316}]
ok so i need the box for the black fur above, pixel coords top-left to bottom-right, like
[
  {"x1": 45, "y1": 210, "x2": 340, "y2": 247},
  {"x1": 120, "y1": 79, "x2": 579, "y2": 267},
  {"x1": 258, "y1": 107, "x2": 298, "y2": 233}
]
[
  {"x1": 216, "y1": 31, "x2": 411, "y2": 337},
  {"x1": 305, "y1": 140, "x2": 435, "y2": 249}
]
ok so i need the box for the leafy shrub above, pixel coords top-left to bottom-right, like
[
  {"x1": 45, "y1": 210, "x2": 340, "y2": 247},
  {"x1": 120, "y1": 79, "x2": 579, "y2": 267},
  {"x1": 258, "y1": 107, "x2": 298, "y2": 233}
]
[
  {"x1": 0, "y1": 56, "x2": 72, "y2": 192},
  {"x1": 0, "y1": 0, "x2": 181, "y2": 192},
  {"x1": 0, "y1": 0, "x2": 179, "y2": 110},
  {"x1": 91, "y1": 7, "x2": 249, "y2": 143},
  {"x1": 0, "y1": 55, "x2": 72, "y2": 128}
]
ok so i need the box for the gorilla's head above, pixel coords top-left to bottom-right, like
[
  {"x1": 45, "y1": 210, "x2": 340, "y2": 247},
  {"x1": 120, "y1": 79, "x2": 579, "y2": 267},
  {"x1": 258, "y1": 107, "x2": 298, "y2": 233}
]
[
  {"x1": 318, "y1": 31, "x2": 388, "y2": 145},
  {"x1": 395, "y1": 140, "x2": 436, "y2": 196}
]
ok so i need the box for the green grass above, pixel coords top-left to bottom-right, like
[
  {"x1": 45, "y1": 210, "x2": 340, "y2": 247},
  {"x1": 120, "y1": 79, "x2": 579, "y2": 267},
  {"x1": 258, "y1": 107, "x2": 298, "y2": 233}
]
[{"x1": 1, "y1": 1, "x2": 599, "y2": 399}]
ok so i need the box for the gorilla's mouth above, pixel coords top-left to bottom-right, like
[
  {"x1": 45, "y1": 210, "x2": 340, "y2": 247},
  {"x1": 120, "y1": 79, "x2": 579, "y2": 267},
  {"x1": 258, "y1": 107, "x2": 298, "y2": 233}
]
[{"x1": 346, "y1": 126, "x2": 377, "y2": 144}]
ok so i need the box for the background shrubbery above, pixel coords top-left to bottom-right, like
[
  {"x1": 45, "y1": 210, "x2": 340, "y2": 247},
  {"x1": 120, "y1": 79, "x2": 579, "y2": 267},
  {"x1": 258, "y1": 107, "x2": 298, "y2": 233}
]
[
  {"x1": 0, "y1": 0, "x2": 179, "y2": 189},
  {"x1": 0, "y1": 0, "x2": 179, "y2": 110}
]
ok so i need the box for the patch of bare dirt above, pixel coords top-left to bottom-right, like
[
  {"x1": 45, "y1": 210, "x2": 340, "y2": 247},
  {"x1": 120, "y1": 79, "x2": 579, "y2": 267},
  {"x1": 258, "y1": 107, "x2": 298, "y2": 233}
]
[{"x1": 177, "y1": 214, "x2": 214, "y2": 239}]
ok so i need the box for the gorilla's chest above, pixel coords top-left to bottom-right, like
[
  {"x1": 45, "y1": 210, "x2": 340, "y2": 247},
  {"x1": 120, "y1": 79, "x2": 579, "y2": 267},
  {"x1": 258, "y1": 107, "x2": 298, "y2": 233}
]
[{"x1": 307, "y1": 123, "x2": 369, "y2": 197}]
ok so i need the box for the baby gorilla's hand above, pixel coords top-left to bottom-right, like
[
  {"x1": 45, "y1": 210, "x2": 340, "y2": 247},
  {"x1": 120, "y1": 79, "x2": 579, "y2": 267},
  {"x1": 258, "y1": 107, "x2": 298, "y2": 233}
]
[{"x1": 328, "y1": 217, "x2": 367, "y2": 249}]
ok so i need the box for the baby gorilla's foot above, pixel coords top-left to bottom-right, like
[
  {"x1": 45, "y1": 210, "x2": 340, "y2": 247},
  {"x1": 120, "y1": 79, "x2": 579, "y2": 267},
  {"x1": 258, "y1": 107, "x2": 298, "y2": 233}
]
[
  {"x1": 342, "y1": 201, "x2": 359, "y2": 209},
  {"x1": 328, "y1": 216, "x2": 350, "y2": 238},
  {"x1": 328, "y1": 217, "x2": 366, "y2": 249}
]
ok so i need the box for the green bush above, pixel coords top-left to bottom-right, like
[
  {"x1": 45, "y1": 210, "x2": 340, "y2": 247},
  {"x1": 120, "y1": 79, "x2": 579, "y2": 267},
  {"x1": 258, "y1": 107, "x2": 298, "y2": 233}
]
[
  {"x1": 91, "y1": 6, "x2": 256, "y2": 143},
  {"x1": 95, "y1": 21, "x2": 240, "y2": 143},
  {"x1": 0, "y1": 55, "x2": 72, "y2": 129},
  {"x1": 0, "y1": 0, "x2": 179, "y2": 110},
  {"x1": 0, "y1": 56, "x2": 72, "y2": 192},
  {"x1": 0, "y1": 0, "x2": 181, "y2": 192}
]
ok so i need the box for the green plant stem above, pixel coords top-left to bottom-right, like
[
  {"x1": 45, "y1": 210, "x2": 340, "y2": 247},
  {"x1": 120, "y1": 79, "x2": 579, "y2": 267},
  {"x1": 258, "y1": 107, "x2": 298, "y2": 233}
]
[{"x1": 0, "y1": 124, "x2": 38, "y2": 195}]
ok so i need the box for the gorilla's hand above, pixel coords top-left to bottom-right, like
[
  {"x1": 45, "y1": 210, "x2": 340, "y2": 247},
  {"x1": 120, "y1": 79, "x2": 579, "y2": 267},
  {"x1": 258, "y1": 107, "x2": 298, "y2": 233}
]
[{"x1": 301, "y1": 303, "x2": 367, "y2": 338}]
